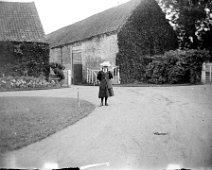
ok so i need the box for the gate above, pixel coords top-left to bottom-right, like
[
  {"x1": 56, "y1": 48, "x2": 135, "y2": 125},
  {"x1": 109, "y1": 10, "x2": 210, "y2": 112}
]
[
  {"x1": 201, "y1": 63, "x2": 212, "y2": 84},
  {"x1": 86, "y1": 66, "x2": 120, "y2": 85}
]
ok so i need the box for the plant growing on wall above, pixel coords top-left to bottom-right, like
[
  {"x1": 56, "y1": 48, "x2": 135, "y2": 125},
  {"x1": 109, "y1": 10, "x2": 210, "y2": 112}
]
[
  {"x1": 0, "y1": 42, "x2": 49, "y2": 78},
  {"x1": 116, "y1": 0, "x2": 178, "y2": 83}
]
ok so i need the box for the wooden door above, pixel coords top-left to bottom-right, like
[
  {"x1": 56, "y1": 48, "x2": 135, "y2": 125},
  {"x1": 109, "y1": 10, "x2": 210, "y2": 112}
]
[{"x1": 72, "y1": 52, "x2": 82, "y2": 84}]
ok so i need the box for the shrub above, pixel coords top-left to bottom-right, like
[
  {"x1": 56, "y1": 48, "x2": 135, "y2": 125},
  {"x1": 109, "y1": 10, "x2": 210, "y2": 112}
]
[
  {"x1": 144, "y1": 49, "x2": 210, "y2": 84},
  {"x1": 145, "y1": 59, "x2": 168, "y2": 84},
  {"x1": 49, "y1": 62, "x2": 65, "y2": 82},
  {"x1": 49, "y1": 62, "x2": 65, "y2": 70}
]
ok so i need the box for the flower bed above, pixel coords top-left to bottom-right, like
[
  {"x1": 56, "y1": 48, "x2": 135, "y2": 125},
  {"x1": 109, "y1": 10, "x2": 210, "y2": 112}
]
[{"x1": 0, "y1": 76, "x2": 60, "y2": 90}]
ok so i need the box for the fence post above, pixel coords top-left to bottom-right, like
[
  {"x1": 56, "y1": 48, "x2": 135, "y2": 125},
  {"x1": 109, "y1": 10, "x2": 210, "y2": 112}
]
[
  {"x1": 210, "y1": 64, "x2": 212, "y2": 83},
  {"x1": 117, "y1": 67, "x2": 120, "y2": 84},
  {"x1": 86, "y1": 68, "x2": 88, "y2": 83},
  {"x1": 88, "y1": 68, "x2": 89, "y2": 83},
  {"x1": 201, "y1": 62, "x2": 206, "y2": 84},
  {"x1": 77, "y1": 88, "x2": 80, "y2": 108},
  {"x1": 89, "y1": 69, "x2": 91, "y2": 83},
  {"x1": 67, "y1": 70, "x2": 71, "y2": 87},
  {"x1": 89, "y1": 69, "x2": 91, "y2": 84},
  {"x1": 91, "y1": 70, "x2": 94, "y2": 84}
]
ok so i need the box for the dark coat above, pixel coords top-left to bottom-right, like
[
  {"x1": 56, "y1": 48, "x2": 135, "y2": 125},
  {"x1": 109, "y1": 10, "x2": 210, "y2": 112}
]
[{"x1": 97, "y1": 71, "x2": 114, "y2": 98}]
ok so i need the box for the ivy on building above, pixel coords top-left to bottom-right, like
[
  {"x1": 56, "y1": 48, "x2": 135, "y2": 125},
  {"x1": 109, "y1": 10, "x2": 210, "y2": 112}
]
[
  {"x1": 116, "y1": 0, "x2": 178, "y2": 83},
  {"x1": 0, "y1": 41, "x2": 49, "y2": 78}
]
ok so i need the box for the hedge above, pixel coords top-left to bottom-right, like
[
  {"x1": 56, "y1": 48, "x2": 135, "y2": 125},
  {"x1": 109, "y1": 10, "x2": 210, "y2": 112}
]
[
  {"x1": 116, "y1": 0, "x2": 178, "y2": 83},
  {"x1": 145, "y1": 49, "x2": 211, "y2": 84},
  {"x1": 0, "y1": 41, "x2": 49, "y2": 78}
]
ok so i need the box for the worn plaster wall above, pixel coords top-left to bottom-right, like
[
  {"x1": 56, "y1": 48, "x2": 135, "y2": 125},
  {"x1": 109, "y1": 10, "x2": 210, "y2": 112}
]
[
  {"x1": 80, "y1": 33, "x2": 118, "y2": 69},
  {"x1": 76, "y1": 33, "x2": 118, "y2": 82},
  {"x1": 49, "y1": 48, "x2": 62, "y2": 63},
  {"x1": 49, "y1": 33, "x2": 119, "y2": 83},
  {"x1": 61, "y1": 46, "x2": 72, "y2": 69}
]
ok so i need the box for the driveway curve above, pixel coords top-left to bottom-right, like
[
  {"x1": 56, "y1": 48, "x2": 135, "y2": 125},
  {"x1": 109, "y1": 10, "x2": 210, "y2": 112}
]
[{"x1": 0, "y1": 85, "x2": 212, "y2": 170}]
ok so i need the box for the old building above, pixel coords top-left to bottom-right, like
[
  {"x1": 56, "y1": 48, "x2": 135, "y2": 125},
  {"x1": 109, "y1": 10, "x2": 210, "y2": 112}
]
[
  {"x1": 0, "y1": 1, "x2": 49, "y2": 77},
  {"x1": 47, "y1": 0, "x2": 178, "y2": 84}
]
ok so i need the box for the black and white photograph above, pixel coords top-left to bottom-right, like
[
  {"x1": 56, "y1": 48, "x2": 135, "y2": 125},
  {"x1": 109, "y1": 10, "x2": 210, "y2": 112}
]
[{"x1": 0, "y1": 0, "x2": 212, "y2": 169}]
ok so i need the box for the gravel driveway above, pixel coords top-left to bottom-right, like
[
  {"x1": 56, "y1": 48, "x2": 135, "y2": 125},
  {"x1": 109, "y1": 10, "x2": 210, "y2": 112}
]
[{"x1": 1, "y1": 85, "x2": 212, "y2": 170}]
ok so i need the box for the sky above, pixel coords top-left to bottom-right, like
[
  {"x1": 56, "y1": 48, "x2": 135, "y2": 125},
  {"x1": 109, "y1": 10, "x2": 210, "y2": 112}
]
[{"x1": 5, "y1": 0, "x2": 130, "y2": 34}]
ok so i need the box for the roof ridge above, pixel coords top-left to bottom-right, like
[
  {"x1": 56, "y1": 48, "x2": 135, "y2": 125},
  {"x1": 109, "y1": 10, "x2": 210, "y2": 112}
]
[{"x1": 47, "y1": 1, "x2": 132, "y2": 36}]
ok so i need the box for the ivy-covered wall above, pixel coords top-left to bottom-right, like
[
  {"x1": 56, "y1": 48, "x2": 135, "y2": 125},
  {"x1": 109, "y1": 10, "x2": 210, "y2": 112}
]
[
  {"x1": 0, "y1": 41, "x2": 49, "y2": 77},
  {"x1": 116, "y1": 0, "x2": 178, "y2": 83}
]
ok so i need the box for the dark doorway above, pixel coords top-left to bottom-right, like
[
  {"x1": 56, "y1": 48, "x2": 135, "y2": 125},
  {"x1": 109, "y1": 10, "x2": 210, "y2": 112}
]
[{"x1": 72, "y1": 52, "x2": 82, "y2": 84}]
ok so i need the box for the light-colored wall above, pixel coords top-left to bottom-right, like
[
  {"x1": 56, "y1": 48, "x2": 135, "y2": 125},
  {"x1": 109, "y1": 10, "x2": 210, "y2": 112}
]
[
  {"x1": 81, "y1": 33, "x2": 118, "y2": 68},
  {"x1": 49, "y1": 33, "x2": 119, "y2": 83},
  {"x1": 49, "y1": 48, "x2": 61, "y2": 63}
]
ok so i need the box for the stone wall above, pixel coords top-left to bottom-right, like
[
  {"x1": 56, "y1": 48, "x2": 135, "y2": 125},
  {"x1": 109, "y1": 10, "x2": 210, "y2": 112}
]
[
  {"x1": 49, "y1": 33, "x2": 119, "y2": 83},
  {"x1": 61, "y1": 46, "x2": 72, "y2": 69},
  {"x1": 49, "y1": 48, "x2": 62, "y2": 63}
]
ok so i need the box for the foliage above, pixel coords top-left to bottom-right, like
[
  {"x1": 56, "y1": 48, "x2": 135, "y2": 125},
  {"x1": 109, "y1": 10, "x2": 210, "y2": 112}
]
[
  {"x1": 156, "y1": 0, "x2": 212, "y2": 51},
  {"x1": 145, "y1": 49, "x2": 210, "y2": 84},
  {"x1": 0, "y1": 41, "x2": 49, "y2": 77},
  {"x1": 49, "y1": 62, "x2": 65, "y2": 81},
  {"x1": 116, "y1": 0, "x2": 178, "y2": 83},
  {"x1": 0, "y1": 76, "x2": 60, "y2": 89},
  {"x1": 49, "y1": 62, "x2": 65, "y2": 70}
]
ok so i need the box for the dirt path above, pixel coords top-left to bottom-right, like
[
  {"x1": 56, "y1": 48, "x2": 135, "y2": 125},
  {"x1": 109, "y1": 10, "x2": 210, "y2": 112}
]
[{"x1": 1, "y1": 85, "x2": 212, "y2": 170}]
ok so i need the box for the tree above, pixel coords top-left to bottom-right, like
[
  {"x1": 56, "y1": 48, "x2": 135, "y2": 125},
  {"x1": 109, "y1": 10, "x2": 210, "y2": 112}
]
[{"x1": 156, "y1": 0, "x2": 212, "y2": 52}]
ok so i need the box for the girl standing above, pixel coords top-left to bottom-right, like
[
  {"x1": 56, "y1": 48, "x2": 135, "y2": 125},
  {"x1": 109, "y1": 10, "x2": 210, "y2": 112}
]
[{"x1": 97, "y1": 61, "x2": 114, "y2": 106}]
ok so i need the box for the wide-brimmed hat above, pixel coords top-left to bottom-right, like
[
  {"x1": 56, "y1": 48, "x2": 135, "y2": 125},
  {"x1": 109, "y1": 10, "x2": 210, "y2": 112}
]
[{"x1": 100, "y1": 61, "x2": 111, "y2": 67}]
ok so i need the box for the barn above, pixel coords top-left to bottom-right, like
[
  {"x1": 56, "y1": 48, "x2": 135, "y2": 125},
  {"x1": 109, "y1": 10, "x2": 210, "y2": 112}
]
[
  {"x1": 0, "y1": 1, "x2": 49, "y2": 77},
  {"x1": 46, "y1": 0, "x2": 178, "y2": 85}
]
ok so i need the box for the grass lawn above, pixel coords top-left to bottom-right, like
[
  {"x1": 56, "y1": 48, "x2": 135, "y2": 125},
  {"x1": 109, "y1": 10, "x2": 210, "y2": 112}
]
[{"x1": 0, "y1": 96, "x2": 95, "y2": 153}]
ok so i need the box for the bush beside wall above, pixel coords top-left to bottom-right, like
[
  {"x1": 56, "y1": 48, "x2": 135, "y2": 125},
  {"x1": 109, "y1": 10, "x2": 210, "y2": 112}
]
[{"x1": 145, "y1": 49, "x2": 210, "y2": 84}]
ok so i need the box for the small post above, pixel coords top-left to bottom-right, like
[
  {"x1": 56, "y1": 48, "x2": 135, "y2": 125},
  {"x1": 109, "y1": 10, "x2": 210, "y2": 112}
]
[
  {"x1": 201, "y1": 62, "x2": 206, "y2": 84},
  {"x1": 117, "y1": 67, "x2": 120, "y2": 84},
  {"x1": 91, "y1": 70, "x2": 94, "y2": 84},
  {"x1": 210, "y1": 64, "x2": 212, "y2": 84},
  {"x1": 77, "y1": 88, "x2": 80, "y2": 108},
  {"x1": 88, "y1": 69, "x2": 90, "y2": 83},
  {"x1": 67, "y1": 69, "x2": 71, "y2": 87},
  {"x1": 86, "y1": 68, "x2": 88, "y2": 83}
]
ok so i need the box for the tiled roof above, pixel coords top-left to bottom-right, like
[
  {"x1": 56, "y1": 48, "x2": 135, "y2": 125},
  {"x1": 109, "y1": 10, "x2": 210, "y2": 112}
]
[
  {"x1": 0, "y1": 1, "x2": 46, "y2": 43},
  {"x1": 46, "y1": 0, "x2": 141, "y2": 48}
]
